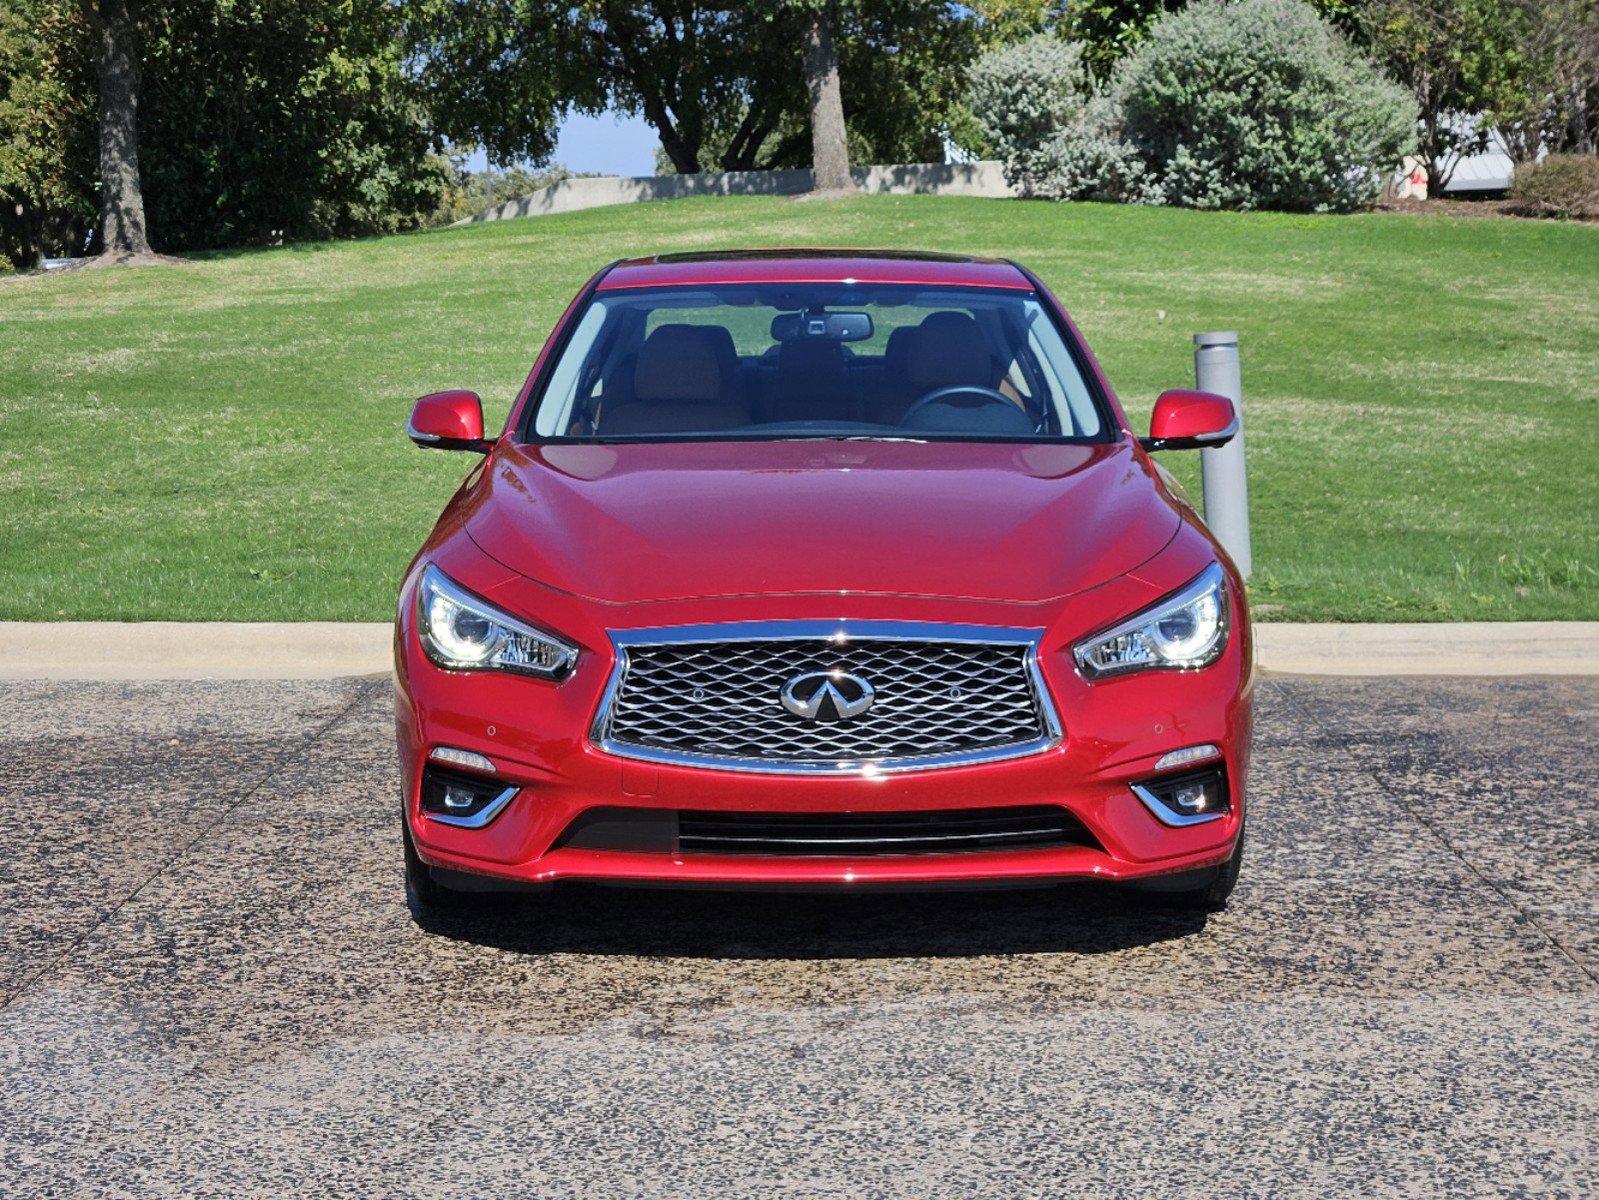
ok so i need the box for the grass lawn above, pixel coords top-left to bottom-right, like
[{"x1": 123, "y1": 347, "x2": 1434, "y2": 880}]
[{"x1": 1, "y1": 194, "x2": 1595, "y2": 622}]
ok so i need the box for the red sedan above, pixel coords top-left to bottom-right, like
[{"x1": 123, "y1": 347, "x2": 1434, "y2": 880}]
[{"x1": 396, "y1": 250, "x2": 1251, "y2": 915}]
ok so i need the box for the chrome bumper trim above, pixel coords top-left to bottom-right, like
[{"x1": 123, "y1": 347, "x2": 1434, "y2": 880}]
[
  {"x1": 1130, "y1": 782, "x2": 1227, "y2": 828},
  {"x1": 423, "y1": 783, "x2": 519, "y2": 829}
]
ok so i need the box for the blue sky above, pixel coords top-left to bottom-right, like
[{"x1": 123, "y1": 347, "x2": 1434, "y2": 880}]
[
  {"x1": 555, "y1": 110, "x2": 659, "y2": 175},
  {"x1": 465, "y1": 108, "x2": 659, "y2": 176}
]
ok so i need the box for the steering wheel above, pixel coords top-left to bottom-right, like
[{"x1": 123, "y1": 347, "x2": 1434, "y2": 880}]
[{"x1": 899, "y1": 384, "x2": 1031, "y2": 429}]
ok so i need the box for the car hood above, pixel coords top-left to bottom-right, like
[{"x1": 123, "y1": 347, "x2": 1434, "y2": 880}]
[{"x1": 464, "y1": 439, "x2": 1180, "y2": 605}]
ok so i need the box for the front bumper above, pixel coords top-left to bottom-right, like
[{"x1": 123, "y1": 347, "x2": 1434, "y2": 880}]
[{"x1": 396, "y1": 535, "x2": 1253, "y2": 890}]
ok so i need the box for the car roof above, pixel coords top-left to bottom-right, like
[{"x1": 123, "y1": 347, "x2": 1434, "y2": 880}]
[{"x1": 597, "y1": 249, "x2": 1034, "y2": 292}]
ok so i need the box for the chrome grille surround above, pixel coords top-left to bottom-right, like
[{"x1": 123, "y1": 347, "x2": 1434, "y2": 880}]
[{"x1": 591, "y1": 621, "x2": 1062, "y2": 774}]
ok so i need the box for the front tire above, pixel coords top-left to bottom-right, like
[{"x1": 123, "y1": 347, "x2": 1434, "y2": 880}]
[
  {"x1": 1134, "y1": 819, "x2": 1245, "y2": 912},
  {"x1": 1173, "y1": 821, "x2": 1245, "y2": 911},
  {"x1": 402, "y1": 817, "x2": 479, "y2": 919}
]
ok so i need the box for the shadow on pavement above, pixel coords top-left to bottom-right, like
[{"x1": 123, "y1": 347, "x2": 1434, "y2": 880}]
[{"x1": 411, "y1": 881, "x2": 1210, "y2": 959}]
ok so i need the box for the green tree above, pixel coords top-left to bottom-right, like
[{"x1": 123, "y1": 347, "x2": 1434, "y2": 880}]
[
  {"x1": 1498, "y1": 0, "x2": 1599, "y2": 160},
  {"x1": 0, "y1": 1, "x2": 96, "y2": 268},
  {"x1": 829, "y1": 1, "x2": 978, "y2": 164},
  {"x1": 140, "y1": 0, "x2": 449, "y2": 248},
  {"x1": 415, "y1": 2, "x2": 978, "y2": 178},
  {"x1": 2, "y1": 0, "x2": 449, "y2": 266},
  {"x1": 1058, "y1": 0, "x2": 1185, "y2": 77},
  {"x1": 1359, "y1": 0, "x2": 1535, "y2": 192},
  {"x1": 580, "y1": 3, "x2": 777, "y2": 174},
  {"x1": 969, "y1": 0, "x2": 1057, "y2": 45},
  {"x1": 406, "y1": 0, "x2": 574, "y2": 171},
  {"x1": 413, "y1": 2, "x2": 767, "y2": 174}
]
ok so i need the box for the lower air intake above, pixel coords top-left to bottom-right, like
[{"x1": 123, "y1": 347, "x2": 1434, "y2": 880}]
[{"x1": 677, "y1": 806, "x2": 1096, "y2": 857}]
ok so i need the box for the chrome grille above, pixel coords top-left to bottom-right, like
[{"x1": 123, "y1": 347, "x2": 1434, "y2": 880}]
[{"x1": 593, "y1": 622, "x2": 1059, "y2": 773}]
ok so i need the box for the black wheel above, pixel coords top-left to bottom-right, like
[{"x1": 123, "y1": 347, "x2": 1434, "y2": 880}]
[
  {"x1": 1174, "y1": 821, "x2": 1245, "y2": 912},
  {"x1": 1134, "y1": 819, "x2": 1246, "y2": 913},
  {"x1": 402, "y1": 816, "x2": 480, "y2": 919}
]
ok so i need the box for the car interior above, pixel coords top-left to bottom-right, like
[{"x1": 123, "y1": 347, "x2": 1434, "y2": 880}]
[{"x1": 531, "y1": 286, "x2": 1106, "y2": 441}]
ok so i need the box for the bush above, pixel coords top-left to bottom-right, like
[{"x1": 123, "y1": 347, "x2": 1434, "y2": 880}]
[
  {"x1": 430, "y1": 163, "x2": 577, "y2": 226},
  {"x1": 1030, "y1": 97, "x2": 1165, "y2": 204},
  {"x1": 139, "y1": 2, "x2": 450, "y2": 250},
  {"x1": 969, "y1": 35, "x2": 1092, "y2": 197},
  {"x1": 1110, "y1": 0, "x2": 1418, "y2": 212},
  {"x1": 968, "y1": 34, "x2": 1161, "y2": 203},
  {"x1": 1510, "y1": 155, "x2": 1599, "y2": 220}
]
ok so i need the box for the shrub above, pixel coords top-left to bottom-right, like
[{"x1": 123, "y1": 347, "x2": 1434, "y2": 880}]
[
  {"x1": 1110, "y1": 0, "x2": 1418, "y2": 212},
  {"x1": 969, "y1": 35, "x2": 1093, "y2": 197},
  {"x1": 968, "y1": 34, "x2": 1161, "y2": 203},
  {"x1": 430, "y1": 163, "x2": 577, "y2": 226},
  {"x1": 1030, "y1": 97, "x2": 1166, "y2": 204},
  {"x1": 1509, "y1": 155, "x2": 1599, "y2": 220}
]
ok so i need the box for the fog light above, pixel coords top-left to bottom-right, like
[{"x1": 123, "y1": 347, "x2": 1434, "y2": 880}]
[
  {"x1": 1131, "y1": 767, "x2": 1229, "y2": 827},
  {"x1": 420, "y1": 764, "x2": 519, "y2": 829},
  {"x1": 441, "y1": 783, "x2": 480, "y2": 811}
]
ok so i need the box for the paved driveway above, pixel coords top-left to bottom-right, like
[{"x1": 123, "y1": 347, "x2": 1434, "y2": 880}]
[{"x1": 1, "y1": 676, "x2": 1594, "y2": 1197}]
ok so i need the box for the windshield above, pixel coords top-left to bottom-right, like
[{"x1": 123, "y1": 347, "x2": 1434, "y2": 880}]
[{"x1": 526, "y1": 284, "x2": 1109, "y2": 442}]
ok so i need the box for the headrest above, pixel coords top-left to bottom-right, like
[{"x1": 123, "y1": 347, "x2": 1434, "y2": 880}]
[
  {"x1": 778, "y1": 336, "x2": 846, "y2": 375},
  {"x1": 905, "y1": 312, "x2": 992, "y2": 389},
  {"x1": 634, "y1": 325, "x2": 732, "y2": 403},
  {"x1": 775, "y1": 336, "x2": 846, "y2": 402},
  {"x1": 883, "y1": 326, "x2": 915, "y2": 373}
]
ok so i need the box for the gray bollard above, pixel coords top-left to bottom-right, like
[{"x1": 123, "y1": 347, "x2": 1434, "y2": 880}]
[{"x1": 1194, "y1": 332, "x2": 1252, "y2": 578}]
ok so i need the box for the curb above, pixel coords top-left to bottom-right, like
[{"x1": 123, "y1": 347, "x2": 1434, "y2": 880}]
[
  {"x1": 0, "y1": 622, "x2": 394, "y2": 681},
  {"x1": 1251, "y1": 621, "x2": 1599, "y2": 677},
  {"x1": 1, "y1": 621, "x2": 1595, "y2": 680}
]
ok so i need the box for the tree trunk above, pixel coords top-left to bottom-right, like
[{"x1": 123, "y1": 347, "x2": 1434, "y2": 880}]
[
  {"x1": 4, "y1": 202, "x2": 46, "y2": 271},
  {"x1": 633, "y1": 90, "x2": 700, "y2": 174},
  {"x1": 1416, "y1": 105, "x2": 1458, "y2": 197},
  {"x1": 801, "y1": 7, "x2": 856, "y2": 194},
  {"x1": 654, "y1": 125, "x2": 702, "y2": 175},
  {"x1": 94, "y1": 0, "x2": 152, "y2": 257},
  {"x1": 720, "y1": 100, "x2": 779, "y2": 172}
]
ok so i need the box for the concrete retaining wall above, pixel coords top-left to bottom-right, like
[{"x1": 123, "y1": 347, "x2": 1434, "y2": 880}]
[{"x1": 458, "y1": 161, "x2": 1016, "y2": 224}]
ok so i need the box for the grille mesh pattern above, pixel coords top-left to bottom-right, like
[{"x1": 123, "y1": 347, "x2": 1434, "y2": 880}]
[{"x1": 600, "y1": 636, "x2": 1049, "y2": 766}]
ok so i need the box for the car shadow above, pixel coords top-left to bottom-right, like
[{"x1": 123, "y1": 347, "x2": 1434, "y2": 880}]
[{"x1": 412, "y1": 881, "x2": 1210, "y2": 959}]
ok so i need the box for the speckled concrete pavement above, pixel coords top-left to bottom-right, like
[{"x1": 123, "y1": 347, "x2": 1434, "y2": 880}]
[{"x1": 0, "y1": 676, "x2": 1594, "y2": 1198}]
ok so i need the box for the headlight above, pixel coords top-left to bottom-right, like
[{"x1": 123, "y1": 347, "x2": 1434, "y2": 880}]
[
  {"x1": 1073, "y1": 563, "x2": 1229, "y2": 679},
  {"x1": 416, "y1": 564, "x2": 579, "y2": 679}
]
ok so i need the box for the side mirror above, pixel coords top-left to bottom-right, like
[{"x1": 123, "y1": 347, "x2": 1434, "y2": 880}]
[
  {"x1": 1140, "y1": 389, "x2": 1237, "y2": 451},
  {"x1": 408, "y1": 390, "x2": 491, "y2": 453}
]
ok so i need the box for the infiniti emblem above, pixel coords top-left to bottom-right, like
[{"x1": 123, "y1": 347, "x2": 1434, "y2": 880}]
[{"x1": 779, "y1": 669, "x2": 875, "y2": 723}]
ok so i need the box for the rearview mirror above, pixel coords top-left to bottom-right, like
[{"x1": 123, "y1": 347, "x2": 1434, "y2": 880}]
[
  {"x1": 1140, "y1": 389, "x2": 1237, "y2": 451},
  {"x1": 408, "y1": 390, "x2": 491, "y2": 453},
  {"x1": 770, "y1": 310, "x2": 874, "y2": 343}
]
